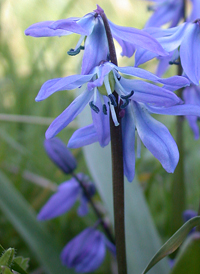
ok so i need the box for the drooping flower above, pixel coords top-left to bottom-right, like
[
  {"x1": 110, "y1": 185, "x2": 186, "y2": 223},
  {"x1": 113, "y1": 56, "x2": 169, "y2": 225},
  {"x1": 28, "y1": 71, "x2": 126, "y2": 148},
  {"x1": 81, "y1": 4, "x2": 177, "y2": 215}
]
[
  {"x1": 44, "y1": 137, "x2": 77, "y2": 174},
  {"x1": 135, "y1": 20, "x2": 200, "y2": 85},
  {"x1": 38, "y1": 173, "x2": 95, "y2": 220},
  {"x1": 183, "y1": 85, "x2": 200, "y2": 139},
  {"x1": 61, "y1": 227, "x2": 116, "y2": 273},
  {"x1": 25, "y1": 5, "x2": 169, "y2": 75},
  {"x1": 68, "y1": 98, "x2": 200, "y2": 182},
  {"x1": 145, "y1": 0, "x2": 184, "y2": 28},
  {"x1": 35, "y1": 61, "x2": 189, "y2": 144}
]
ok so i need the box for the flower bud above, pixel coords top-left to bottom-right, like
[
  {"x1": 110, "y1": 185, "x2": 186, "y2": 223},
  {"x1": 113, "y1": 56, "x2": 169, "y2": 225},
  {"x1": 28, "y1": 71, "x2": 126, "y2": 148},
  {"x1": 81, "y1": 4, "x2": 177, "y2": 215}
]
[{"x1": 44, "y1": 137, "x2": 77, "y2": 174}]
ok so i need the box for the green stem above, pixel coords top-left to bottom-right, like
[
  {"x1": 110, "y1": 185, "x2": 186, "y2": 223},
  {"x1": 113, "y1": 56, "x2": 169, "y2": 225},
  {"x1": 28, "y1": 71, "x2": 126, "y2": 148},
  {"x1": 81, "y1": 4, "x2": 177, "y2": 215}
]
[{"x1": 97, "y1": 6, "x2": 127, "y2": 274}]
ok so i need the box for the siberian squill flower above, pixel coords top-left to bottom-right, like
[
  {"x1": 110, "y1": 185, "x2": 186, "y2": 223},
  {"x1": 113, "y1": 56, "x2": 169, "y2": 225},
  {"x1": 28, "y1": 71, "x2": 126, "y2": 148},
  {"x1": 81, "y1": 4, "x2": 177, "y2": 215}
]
[
  {"x1": 183, "y1": 85, "x2": 200, "y2": 139},
  {"x1": 44, "y1": 137, "x2": 77, "y2": 174},
  {"x1": 38, "y1": 173, "x2": 95, "y2": 220},
  {"x1": 135, "y1": 20, "x2": 200, "y2": 85},
  {"x1": 25, "y1": 5, "x2": 169, "y2": 74},
  {"x1": 61, "y1": 227, "x2": 116, "y2": 273},
  {"x1": 35, "y1": 61, "x2": 190, "y2": 147},
  {"x1": 145, "y1": 0, "x2": 184, "y2": 28}
]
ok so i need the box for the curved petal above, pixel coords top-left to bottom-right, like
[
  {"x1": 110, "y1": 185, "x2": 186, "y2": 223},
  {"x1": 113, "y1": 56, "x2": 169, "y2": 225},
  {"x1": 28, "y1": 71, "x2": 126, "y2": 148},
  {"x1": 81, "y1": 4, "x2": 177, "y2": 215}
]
[
  {"x1": 91, "y1": 94, "x2": 110, "y2": 147},
  {"x1": 116, "y1": 65, "x2": 189, "y2": 88},
  {"x1": 121, "y1": 104, "x2": 135, "y2": 182},
  {"x1": 77, "y1": 196, "x2": 89, "y2": 216},
  {"x1": 188, "y1": 0, "x2": 200, "y2": 22},
  {"x1": 25, "y1": 21, "x2": 73, "y2": 37},
  {"x1": 67, "y1": 124, "x2": 98, "y2": 148},
  {"x1": 108, "y1": 20, "x2": 168, "y2": 57},
  {"x1": 134, "y1": 102, "x2": 179, "y2": 173},
  {"x1": 48, "y1": 18, "x2": 89, "y2": 35},
  {"x1": 81, "y1": 18, "x2": 109, "y2": 75},
  {"x1": 135, "y1": 48, "x2": 157, "y2": 67},
  {"x1": 45, "y1": 89, "x2": 93, "y2": 139},
  {"x1": 180, "y1": 23, "x2": 200, "y2": 85},
  {"x1": 36, "y1": 74, "x2": 94, "y2": 101},
  {"x1": 37, "y1": 179, "x2": 80, "y2": 220}
]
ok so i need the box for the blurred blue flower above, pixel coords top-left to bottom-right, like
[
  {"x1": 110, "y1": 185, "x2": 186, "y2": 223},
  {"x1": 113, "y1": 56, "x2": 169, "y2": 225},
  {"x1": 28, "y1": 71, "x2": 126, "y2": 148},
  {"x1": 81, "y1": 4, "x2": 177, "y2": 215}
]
[
  {"x1": 61, "y1": 227, "x2": 116, "y2": 273},
  {"x1": 183, "y1": 85, "x2": 200, "y2": 139},
  {"x1": 145, "y1": 0, "x2": 184, "y2": 28},
  {"x1": 135, "y1": 21, "x2": 200, "y2": 85},
  {"x1": 25, "y1": 5, "x2": 168, "y2": 74},
  {"x1": 38, "y1": 173, "x2": 95, "y2": 220},
  {"x1": 44, "y1": 137, "x2": 77, "y2": 174},
  {"x1": 35, "y1": 61, "x2": 189, "y2": 143}
]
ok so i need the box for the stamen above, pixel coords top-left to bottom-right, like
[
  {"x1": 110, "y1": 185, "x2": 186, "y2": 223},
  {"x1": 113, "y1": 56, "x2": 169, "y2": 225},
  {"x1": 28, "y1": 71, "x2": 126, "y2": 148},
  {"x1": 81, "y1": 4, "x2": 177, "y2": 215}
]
[
  {"x1": 89, "y1": 101, "x2": 100, "y2": 113},
  {"x1": 121, "y1": 90, "x2": 134, "y2": 99},
  {"x1": 108, "y1": 94, "x2": 117, "y2": 107},
  {"x1": 67, "y1": 46, "x2": 85, "y2": 56},
  {"x1": 110, "y1": 104, "x2": 119, "y2": 126},
  {"x1": 169, "y1": 60, "x2": 180, "y2": 65},
  {"x1": 103, "y1": 104, "x2": 107, "y2": 115},
  {"x1": 117, "y1": 75, "x2": 121, "y2": 81},
  {"x1": 120, "y1": 99, "x2": 130, "y2": 109},
  {"x1": 136, "y1": 132, "x2": 141, "y2": 158}
]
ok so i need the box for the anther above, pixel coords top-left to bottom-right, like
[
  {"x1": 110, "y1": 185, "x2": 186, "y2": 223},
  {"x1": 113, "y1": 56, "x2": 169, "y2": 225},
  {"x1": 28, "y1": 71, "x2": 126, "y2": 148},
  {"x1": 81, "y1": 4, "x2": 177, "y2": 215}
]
[
  {"x1": 108, "y1": 94, "x2": 117, "y2": 107},
  {"x1": 169, "y1": 60, "x2": 180, "y2": 65},
  {"x1": 67, "y1": 46, "x2": 85, "y2": 56},
  {"x1": 121, "y1": 90, "x2": 134, "y2": 99},
  {"x1": 103, "y1": 104, "x2": 107, "y2": 115},
  {"x1": 120, "y1": 99, "x2": 130, "y2": 109},
  {"x1": 89, "y1": 101, "x2": 100, "y2": 113},
  {"x1": 117, "y1": 75, "x2": 121, "y2": 81}
]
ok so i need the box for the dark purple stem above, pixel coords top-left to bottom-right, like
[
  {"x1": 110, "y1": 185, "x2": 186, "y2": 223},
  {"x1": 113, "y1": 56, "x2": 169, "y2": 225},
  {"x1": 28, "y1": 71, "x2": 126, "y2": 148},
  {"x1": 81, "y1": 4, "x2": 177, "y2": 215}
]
[{"x1": 96, "y1": 5, "x2": 127, "y2": 274}]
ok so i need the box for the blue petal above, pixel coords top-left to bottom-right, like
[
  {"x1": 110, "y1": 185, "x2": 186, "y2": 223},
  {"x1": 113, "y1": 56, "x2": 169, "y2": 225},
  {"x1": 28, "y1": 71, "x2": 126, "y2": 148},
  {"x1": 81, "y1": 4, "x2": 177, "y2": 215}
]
[
  {"x1": 188, "y1": 0, "x2": 200, "y2": 22},
  {"x1": 61, "y1": 228, "x2": 106, "y2": 273},
  {"x1": 77, "y1": 196, "x2": 89, "y2": 216},
  {"x1": 121, "y1": 104, "x2": 135, "y2": 182},
  {"x1": 45, "y1": 88, "x2": 93, "y2": 139},
  {"x1": 37, "y1": 179, "x2": 80, "y2": 220},
  {"x1": 108, "y1": 20, "x2": 168, "y2": 57},
  {"x1": 91, "y1": 94, "x2": 110, "y2": 147},
  {"x1": 134, "y1": 102, "x2": 179, "y2": 173},
  {"x1": 48, "y1": 18, "x2": 89, "y2": 35},
  {"x1": 120, "y1": 78, "x2": 181, "y2": 106},
  {"x1": 81, "y1": 18, "x2": 109, "y2": 75},
  {"x1": 36, "y1": 74, "x2": 94, "y2": 101},
  {"x1": 180, "y1": 23, "x2": 200, "y2": 85},
  {"x1": 68, "y1": 124, "x2": 98, "y2": 148},
  {"x1": 25, "y1": 21, "x2": 73, "y2": 37}
]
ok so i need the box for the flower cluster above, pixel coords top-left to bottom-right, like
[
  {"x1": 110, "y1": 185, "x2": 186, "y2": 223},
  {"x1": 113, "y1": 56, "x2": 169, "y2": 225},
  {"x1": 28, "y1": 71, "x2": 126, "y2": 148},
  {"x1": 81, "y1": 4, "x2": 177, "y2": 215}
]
[{"x1": 40, "y1": 138, "x2": 115, "y2": 272}]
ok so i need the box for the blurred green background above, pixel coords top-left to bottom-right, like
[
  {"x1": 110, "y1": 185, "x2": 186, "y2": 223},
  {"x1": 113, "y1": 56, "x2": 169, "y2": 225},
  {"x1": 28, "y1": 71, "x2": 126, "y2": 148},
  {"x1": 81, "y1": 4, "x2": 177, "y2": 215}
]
[{"x1": 1, "y1": 0, "x2": 200, "y2": 273}]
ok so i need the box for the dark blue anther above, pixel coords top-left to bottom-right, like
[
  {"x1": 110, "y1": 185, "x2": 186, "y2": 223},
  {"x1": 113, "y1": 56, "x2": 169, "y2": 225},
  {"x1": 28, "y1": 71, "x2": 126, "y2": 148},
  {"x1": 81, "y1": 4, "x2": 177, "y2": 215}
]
[
  {"x1": 169, "y1": 60, "x2": 180, "y2": 65},
  {"x1": 89, "y1": 101, "x2": 100, "y2": 113},
  {"x1": 121, "y1": 90, "x2": 134, "y2": 99},
  {"x1": 67, "y1": 46, "x2": 85, "y2": 56},
  {"x1": 108, "y1": 94, "x2": 117, "y2": 107},
  {"x1": 120, "y1": 99, "x2": 130, "y2": 109},
  {"x1": 117, "y1": 75, "x2": 121, "y2": 81},
  {"x1": 103, "y1": 104, "x2": 107, "y2": 115}
]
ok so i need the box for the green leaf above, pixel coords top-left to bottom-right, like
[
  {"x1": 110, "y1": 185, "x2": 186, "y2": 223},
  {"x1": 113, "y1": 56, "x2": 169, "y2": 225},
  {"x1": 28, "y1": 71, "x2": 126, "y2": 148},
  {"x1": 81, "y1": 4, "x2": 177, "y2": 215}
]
[
  {"x1": 142, "y1": 216, "x2": 200, "y2": 274},
  {"x1": 0, "y1": 171, "x2": 75, "y2": 274},
  {"x1": 0, "y1": 248, "x2": 14, "y2": 268},
  {"x1": 1, "y1": 266, "x2": 13, "y2": 274},
  {"x1": 77, "y1": 104, "x2": 170, "y2": 274},
  {"x1": 170, "y1": 232, "x2": 200, "y2": 274},
  {"x1": 13, "y1": 257, "x2": 29, "y2": 271}
]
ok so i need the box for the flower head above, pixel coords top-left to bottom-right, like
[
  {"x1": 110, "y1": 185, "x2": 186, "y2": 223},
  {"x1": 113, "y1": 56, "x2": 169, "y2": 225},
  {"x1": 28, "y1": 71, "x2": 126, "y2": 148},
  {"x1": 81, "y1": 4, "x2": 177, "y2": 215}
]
[
  {"x1": 135, "y1": 21, "x2": 200, "y2": 85},
  {"x1": 44, "y1": 137, "x2": 77, "y2": 174},
  {"x1": 61, "y1": 227, "x2": 116, "y2": 273},
  {"x1": 145, "y1": 0, "x2": 184, "y2": 28},
  {"x1": 25, "y1": 5, "x2": 168, "y2": 74},
  {"x1": 38, "y1": 173, "x2": 95, "y2": 220}
]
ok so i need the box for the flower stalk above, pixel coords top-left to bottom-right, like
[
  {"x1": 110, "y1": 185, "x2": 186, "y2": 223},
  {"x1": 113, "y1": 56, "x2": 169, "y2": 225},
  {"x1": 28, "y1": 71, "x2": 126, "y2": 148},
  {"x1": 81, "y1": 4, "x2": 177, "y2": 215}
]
[{"x1": 97, "y1": 6, "x2": 127, "y2": 274}]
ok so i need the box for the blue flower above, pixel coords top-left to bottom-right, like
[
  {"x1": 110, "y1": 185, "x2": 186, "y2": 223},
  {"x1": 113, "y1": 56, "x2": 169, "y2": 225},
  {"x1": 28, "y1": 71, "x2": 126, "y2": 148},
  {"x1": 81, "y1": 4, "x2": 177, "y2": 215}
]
[
  {"x1": 135, "y1": 21, "x2": 200, "y2": 85},
  {"x1": 44, "y1": 137, "x2": 77, "y2": 174},
  {"x1": 25, "y1": 5, "x2": 168, "y2": 74},
  {"x1": 37, "y1": 173, "x2": 95, "y2": 220},
  {"x1": 61, "y1": 227, "x2": 116, "y2": 273},
  {"x1": 35, "y1": 61, "x2": 189, "y2": 144},
  {"x1": 68, "y1": 99, "x2": 200, "y2": 182},
  {"x1": 183, "y1": 85, "x2": 200, "y2": 139},
  {"x1": 145, "y1": 0, "x2": 184, "y2": 28}
]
